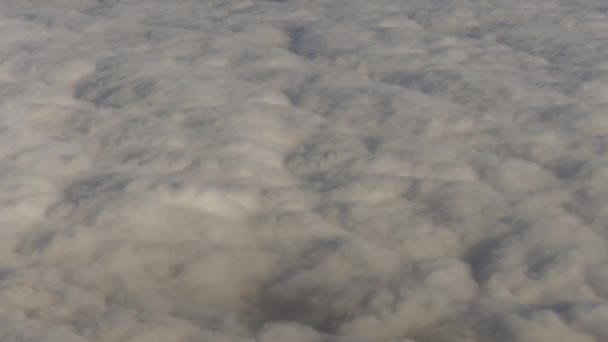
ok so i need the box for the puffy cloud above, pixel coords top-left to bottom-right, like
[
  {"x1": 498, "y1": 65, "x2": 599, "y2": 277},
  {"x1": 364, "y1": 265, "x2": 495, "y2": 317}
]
[{"x1": 0, "y1": 0, "x2": 607, "y2": 341}]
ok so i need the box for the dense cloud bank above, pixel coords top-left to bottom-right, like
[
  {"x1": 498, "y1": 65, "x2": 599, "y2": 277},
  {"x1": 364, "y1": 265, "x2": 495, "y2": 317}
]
[{"x1": 1, "y1": 0, "x2": 608, "y2": 341}]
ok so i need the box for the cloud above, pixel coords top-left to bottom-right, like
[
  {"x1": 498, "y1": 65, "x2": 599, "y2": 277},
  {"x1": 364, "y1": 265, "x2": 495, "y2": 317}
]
[{"x1": 0, "y1": 0, "x2": 607, "y2": 341}]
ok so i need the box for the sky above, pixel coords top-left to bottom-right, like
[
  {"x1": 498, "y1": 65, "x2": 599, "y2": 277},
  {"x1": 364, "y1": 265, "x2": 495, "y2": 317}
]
[{"x1": 0, "y1": 0, "x2": 608, "y2": 341}]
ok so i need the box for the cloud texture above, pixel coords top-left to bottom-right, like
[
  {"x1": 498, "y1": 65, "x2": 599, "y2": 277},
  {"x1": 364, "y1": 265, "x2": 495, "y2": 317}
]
[{"x1": 0, "y1": 0, "x2": 607, "y2": 341}]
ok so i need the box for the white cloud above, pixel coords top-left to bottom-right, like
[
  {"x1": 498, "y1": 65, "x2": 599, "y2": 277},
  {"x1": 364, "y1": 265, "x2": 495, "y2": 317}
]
[{"x1": 0, "y1": 0, "x2": 607, "y2": 341}]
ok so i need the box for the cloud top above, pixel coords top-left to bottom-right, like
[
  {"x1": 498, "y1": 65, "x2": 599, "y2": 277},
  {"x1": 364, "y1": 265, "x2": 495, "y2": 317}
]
[{"x1": 0, "y1": 0, "x2": 607, "y2": 341}]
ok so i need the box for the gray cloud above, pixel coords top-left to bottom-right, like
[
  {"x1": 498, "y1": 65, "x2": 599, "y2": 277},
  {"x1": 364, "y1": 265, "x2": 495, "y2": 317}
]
[{"x1": 0, "y1": 0, "x2": 607, "y2": 341}]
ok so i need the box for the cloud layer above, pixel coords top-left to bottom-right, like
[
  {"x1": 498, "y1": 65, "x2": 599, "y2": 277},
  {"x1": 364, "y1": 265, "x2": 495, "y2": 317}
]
[{"x1": 0, "y1": 0, "x2": 607, "y2": 341}]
